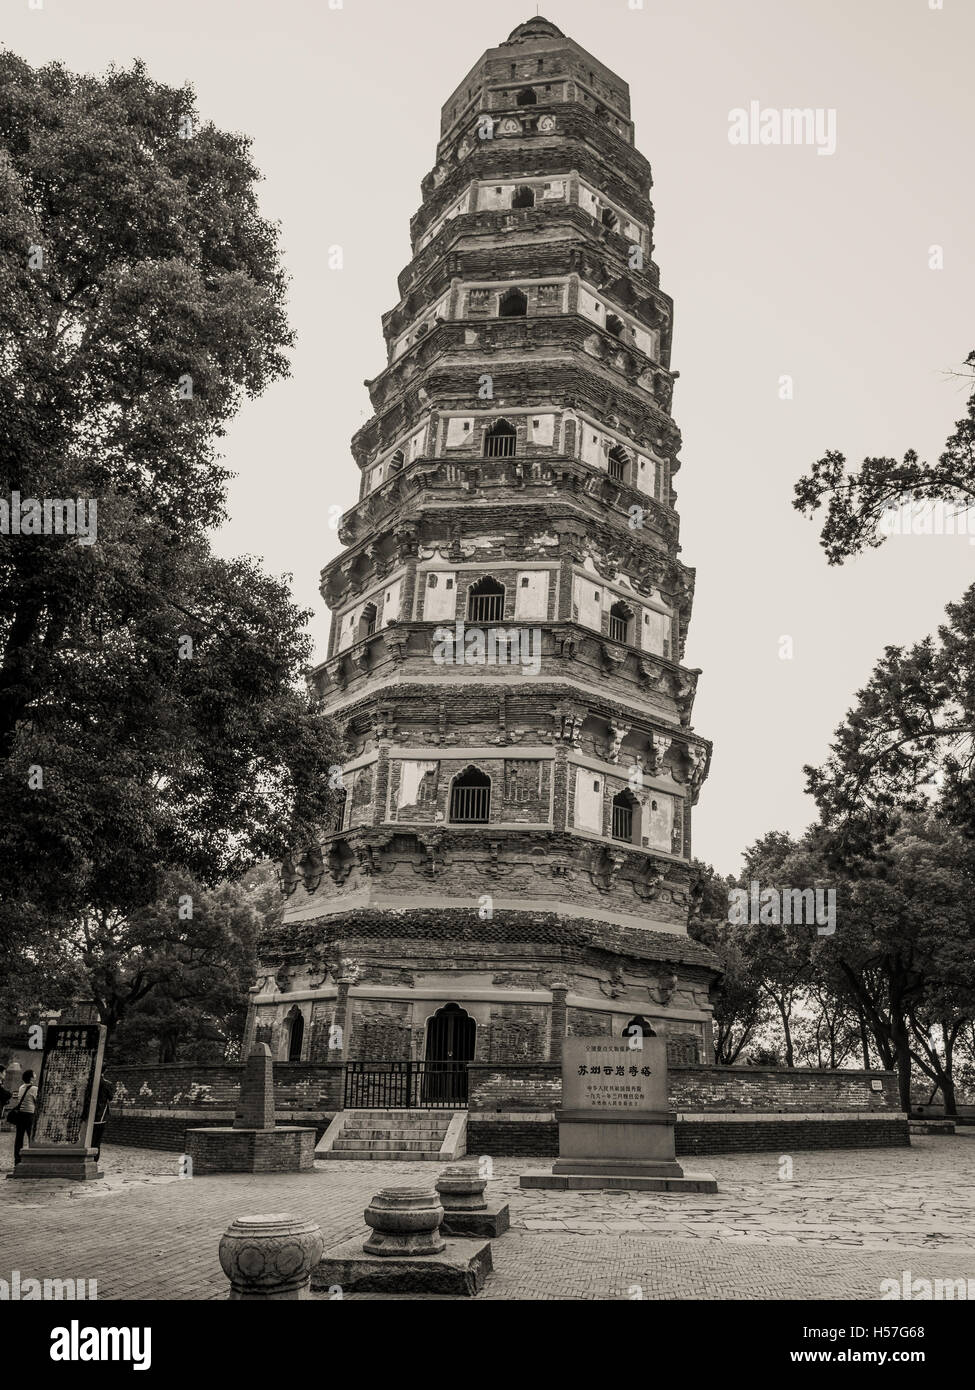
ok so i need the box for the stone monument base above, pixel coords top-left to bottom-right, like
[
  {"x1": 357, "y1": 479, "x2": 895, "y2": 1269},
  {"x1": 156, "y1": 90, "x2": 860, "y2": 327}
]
[
  {"x1": 186, "y1": 1126, "x2": 315, "y2": 1174},
  {"x1": 312, "y1": 1235, "x2": 492, "y2": 1295},
  {"x1": 9, "y1": 1147, "x2": 102, "y2": 1181},
  {"x1": 440, "y1": 1197, "x2": 510, "y2": 1239},
  {"x1": 520, "y1": 1168, "x2": 718, "y2": 1193}
]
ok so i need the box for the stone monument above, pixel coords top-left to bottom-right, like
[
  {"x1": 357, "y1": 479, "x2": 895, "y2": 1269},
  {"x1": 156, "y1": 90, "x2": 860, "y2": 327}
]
[
  {"x1": 520, "y1": 1033, "x2": 717, "y2": 1192},
  {"x1": 185, "y1": 1043, "x2": 315, "y2": 1174},
  {"x1": 10, "y1": 1023, "x2": 106, "y2": 1181}
]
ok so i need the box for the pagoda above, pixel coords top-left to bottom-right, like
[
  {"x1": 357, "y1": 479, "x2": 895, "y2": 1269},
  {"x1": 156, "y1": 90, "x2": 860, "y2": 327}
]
[{"x1": 246, "y1": 17, "x2": 717, "y2": 1101}]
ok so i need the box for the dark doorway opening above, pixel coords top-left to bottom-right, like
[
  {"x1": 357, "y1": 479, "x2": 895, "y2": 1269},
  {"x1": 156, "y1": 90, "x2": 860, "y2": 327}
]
[{"x1": 424, "y1": 1003, "x2": 475, "y2": 1104}]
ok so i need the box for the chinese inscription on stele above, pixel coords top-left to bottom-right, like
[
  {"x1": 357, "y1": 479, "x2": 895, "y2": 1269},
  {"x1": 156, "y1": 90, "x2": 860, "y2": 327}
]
[
  {"x1": 561, "y1": 1035, "x2": 668, "y2": 1117},
  {"x1": 32, "y1": 1024, "x2": 105, "y2": 1148}
]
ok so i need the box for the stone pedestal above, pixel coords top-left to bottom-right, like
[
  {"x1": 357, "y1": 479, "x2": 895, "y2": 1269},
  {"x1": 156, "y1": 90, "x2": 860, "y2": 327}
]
[
  {"x1": 436, "y1": 1164, "x2": 510, "y2": 1238},
  {"x1": 219, "y1": 1215, "x2": 324, "y2": 1300},
  {"x1": 314, "y1": 1184, "x2": 492, "y2": 1295},
  {"x1": 363, "y1": 1186, "x2": 446, "y2": 1256},
  {"x1": 9, "y1": 1147, "x2": 102, "y2": 1181},
  {"x1": 186, "y1": 1125, "x2": 315, "y2": 1174}
]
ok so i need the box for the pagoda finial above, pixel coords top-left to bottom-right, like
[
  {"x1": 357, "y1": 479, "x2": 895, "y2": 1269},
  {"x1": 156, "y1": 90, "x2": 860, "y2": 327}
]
[{"x1": 504, "y1": 16, "x2": 565, "y2": 44}]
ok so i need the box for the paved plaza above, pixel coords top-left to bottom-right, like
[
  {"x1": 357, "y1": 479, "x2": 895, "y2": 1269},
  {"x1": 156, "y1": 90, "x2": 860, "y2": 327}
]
[{"x1": 2, "y1": 1131, "x2": 974, "y2": 1300}]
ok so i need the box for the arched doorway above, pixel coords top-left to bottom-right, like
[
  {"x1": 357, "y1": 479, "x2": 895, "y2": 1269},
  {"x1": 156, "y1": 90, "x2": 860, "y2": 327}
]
[
  {"x1": 424, "y1": 1003, "x2": 475, "y2": 1104},
  {"x1": 285, "y1": 1006, "x2": 305, "y2": 1062}
]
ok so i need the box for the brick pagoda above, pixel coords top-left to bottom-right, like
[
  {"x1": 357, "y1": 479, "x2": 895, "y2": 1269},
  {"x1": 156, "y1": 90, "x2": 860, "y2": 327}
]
[{"x1": 246, "y1": 17, "x2": 717, "y2": 1100}]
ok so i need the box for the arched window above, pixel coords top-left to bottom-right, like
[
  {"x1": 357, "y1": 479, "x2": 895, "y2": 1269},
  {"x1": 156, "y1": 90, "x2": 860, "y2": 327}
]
[
  {"x1": 499, "y1": 286, "x2": 528, "y2": 316},
  {"x1": 594, "y1": 104, "x2": 609, "y2": 122},
  {"x1": 605, "y1": 313, "x2": 624, "y2": 339},
  {"x1": 601, "y1": 207, "x2": 619, "y2": 230},
  {"x1": 484, "y1": 417, "x2": 516, "y2": 458},
  {"x1": 608, "y1": 600, "x2": 633, "y2": 643},
  {"x1": 387, "y1": 448, "x2": 405, "y2": 475},
  {"x1": 357, "y1": 602, "x2": 378, "y2": 641},
  {"x1": 607, "y1": 444, "x2": 630, "y2": 484},
  {"x1": 332, "y1": 786, "x2": 348, "y2": 833},
  {"x1": 467, "y1": 575, "x2": 505, "y2": 623},
  {"x1": 516, "y1": 87, "x2": 537, "y2": 106},
  {"x1": 623, "y1": 1016, "x2": 655, "y2": 1044},
  {"x1": 449, "y1": 766, "x2": 491, "y2": 823},
  {"x1": 511, "y1": 185, "x2": 535, "y2": 210},
  {"x1": 286, "y1": 1008, "x2": 305, "y2": 1062},
  {"x1": 612, "y1": 788, "x2": 639, "y2": 843}
]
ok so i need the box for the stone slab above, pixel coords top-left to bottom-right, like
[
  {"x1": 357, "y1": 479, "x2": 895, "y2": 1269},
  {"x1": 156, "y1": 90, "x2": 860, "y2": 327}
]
[
  {"x1": 441, "y1": 1198, "x2": 510, "y2": 1239},
  {"x1": 312, "y1": 1235, "x2": 492, "y2": 1295},
  {"x1": 553, "y1": 1156, "x2": 685, "y2": 1178},
  {"x1": 520, "y1": 1170, "x2": 718, "y2": 1193}
]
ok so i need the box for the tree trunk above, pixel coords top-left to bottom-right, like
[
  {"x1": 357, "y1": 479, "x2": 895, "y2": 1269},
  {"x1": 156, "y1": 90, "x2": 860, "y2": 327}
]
[{"x1": 889, "y1": 1012, "x2": 913, "y2": 1112}]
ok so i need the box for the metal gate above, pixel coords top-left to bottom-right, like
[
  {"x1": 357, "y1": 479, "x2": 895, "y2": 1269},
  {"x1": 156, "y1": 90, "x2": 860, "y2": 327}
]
[{"x1": 343, "y1": 1060, "x2": 468, "y2": 1109}]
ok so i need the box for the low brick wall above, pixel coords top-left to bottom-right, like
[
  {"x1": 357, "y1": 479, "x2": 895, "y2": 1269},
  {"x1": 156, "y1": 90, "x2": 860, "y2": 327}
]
[
  {"x1": 107, "y1": 1109, "x2": 332, "y2": 1153},
  {"x1": 676, "y1": 1113, "x2": 909, "y2": 1155},
  {"x1": 467, "y1": 1113, "x2": 910, "y2": 1157},
  {"x1": 186, "y1": 1126, "x2": 316, "y2": 1174},
  {"x1": 670, "y1": 1064, "x2": 900, "y2": 1113},
  {"x1": 466, "y1": 1061, "x2": 900, "y2": 1115},
  {"x1": 104, "y1": 1060, "x2": 907, "y2": 1155}
]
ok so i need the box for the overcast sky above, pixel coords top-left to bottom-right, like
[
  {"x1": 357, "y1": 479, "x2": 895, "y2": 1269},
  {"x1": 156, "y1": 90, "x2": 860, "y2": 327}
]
[{"x1": 5, "y1": 0, "x2": 973, "y2": 873}]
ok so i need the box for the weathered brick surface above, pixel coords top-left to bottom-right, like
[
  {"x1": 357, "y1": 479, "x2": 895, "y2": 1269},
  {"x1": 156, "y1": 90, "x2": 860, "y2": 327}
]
[
  {"x1": 108, "y1": 1110, "x2": 333, "y2": 1152},
  {"x1": 185, "y1": 1126, "x2": 316, "y2": 1174},
  {"x1": 110, "y1": 1062, "x2": 344, "y2": 1111},
  {"x1": 676, "y1": 1119, "x2": 910, "y2": 1155},
  {"x1": 669, "y1": 1064, "x2": 900, "y2": 1113}
]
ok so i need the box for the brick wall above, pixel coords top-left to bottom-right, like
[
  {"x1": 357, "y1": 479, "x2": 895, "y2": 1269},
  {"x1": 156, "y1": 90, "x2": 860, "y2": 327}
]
[
  {"x1": 105, "y1": 1059, "x2": 905, "y2": 1155},
  {"x1": 466, "y1": 1061, "x2": 901, "y2": 1115},
  {"x1": 669, "y1": 1064, "x2": 900, "y2": 1114},
  {"x1": 109, "y1": 1062, "x2": 344, "y2": 1113}
]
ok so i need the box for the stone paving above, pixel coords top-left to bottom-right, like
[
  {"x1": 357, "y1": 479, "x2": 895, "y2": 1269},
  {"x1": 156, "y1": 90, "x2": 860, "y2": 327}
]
[{"x1": 1, "y1": 1130, "x2": 973, "y2": 1300}]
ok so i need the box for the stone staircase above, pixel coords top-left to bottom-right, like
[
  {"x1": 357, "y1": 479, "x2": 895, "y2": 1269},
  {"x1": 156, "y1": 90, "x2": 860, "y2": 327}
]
[{"x1": 317, "y1": 1109, "x2": 466, "y2": 1161}]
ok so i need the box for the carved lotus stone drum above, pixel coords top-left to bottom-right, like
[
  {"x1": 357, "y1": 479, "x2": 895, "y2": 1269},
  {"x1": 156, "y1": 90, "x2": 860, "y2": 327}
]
[
  {"x1": 362, "y1": 1186, "x2": 446, "y2": 1256},
  {"x1": 436, "y1": 1164, "x2": 488, "y2": 1212},
  {"x1": 219, "y1": 1214, "x2": 324, "y2": 1299}
]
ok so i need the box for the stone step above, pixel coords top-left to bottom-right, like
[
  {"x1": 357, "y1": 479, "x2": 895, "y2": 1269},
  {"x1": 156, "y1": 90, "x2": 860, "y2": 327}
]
[
  {"x1": 340, "y1": 1127, "x2": 450, "y2": 1139},
  {"x1": 333, "y1": 1138, "x2": 443, "y2": 1153},
  {"x1": 323, "y1": 1149, "x2": 443, "y2": 1161}
]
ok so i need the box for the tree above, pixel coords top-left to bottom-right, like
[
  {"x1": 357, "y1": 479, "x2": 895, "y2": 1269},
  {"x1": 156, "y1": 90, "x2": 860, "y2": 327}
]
[
  {"x1": 0, "y1": 865, "x2": 279, "y2": 1058},
  {"x1": 812, "y1": 817, "x2": 975, "y2": 1112},
  {"x1": 687, "y1": 859, "x2": 769, "y2": 1064},
  {"x1": 804, "y1": 586, "x2": 975, "y2": 841},
  {"x1": 0, "y1": 54, "x2": 342, "y2": 958},
  {"x1": 735, "y1": 833, "x2": 821, "y2": 1068},
  {"x1": 793, "y1": 351, "x2": 975, "y2": 565}
]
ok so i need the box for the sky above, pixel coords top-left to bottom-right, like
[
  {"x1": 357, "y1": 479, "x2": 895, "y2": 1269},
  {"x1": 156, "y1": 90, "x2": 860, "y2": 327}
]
[{"x1": 4, "y1": 0, "x2": 973, "y2": 873}]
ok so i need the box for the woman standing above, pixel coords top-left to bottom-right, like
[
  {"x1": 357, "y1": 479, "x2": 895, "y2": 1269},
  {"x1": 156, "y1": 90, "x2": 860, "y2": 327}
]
[{"x1": 9, "y1": 1069, "x2": 38, "y2": 1166}]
